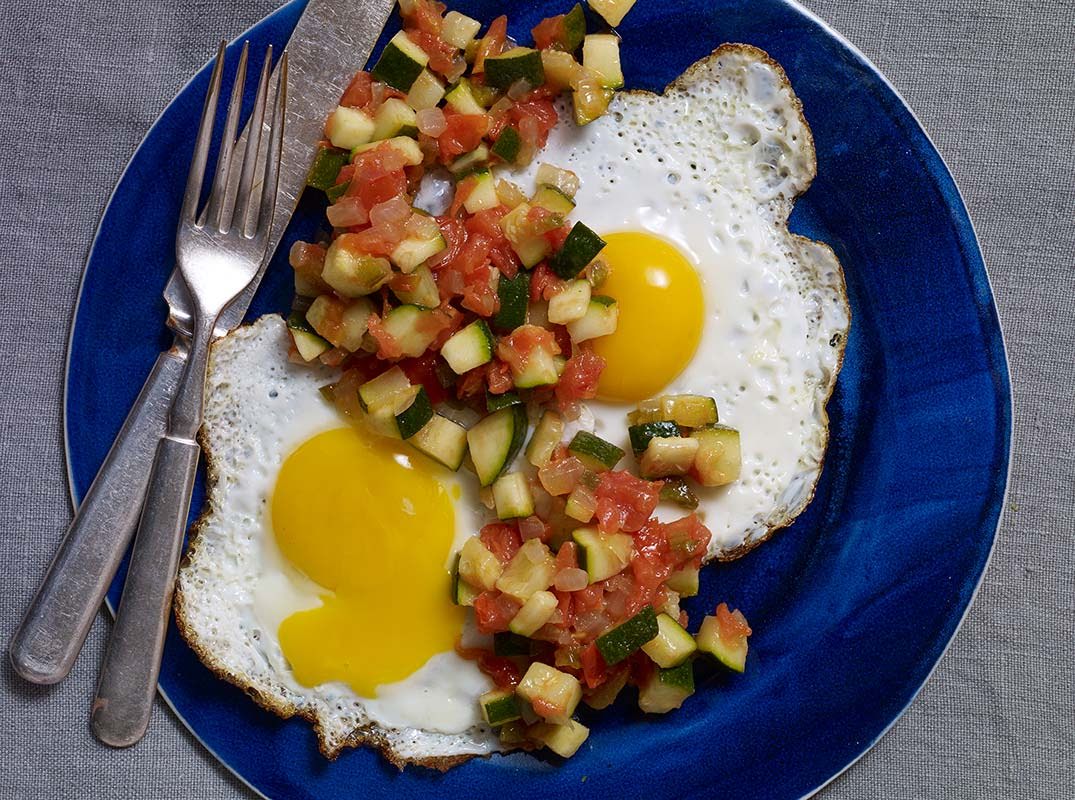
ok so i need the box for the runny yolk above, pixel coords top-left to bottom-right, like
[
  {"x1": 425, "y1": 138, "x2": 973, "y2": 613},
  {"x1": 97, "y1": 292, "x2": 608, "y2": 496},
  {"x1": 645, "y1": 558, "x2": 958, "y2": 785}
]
[
  {"x1": 592, "y1": 232, "x2": 705, "y2": 403},
  {"x1": 272, "y1": 426, "x2": 464, "y2": 697}
]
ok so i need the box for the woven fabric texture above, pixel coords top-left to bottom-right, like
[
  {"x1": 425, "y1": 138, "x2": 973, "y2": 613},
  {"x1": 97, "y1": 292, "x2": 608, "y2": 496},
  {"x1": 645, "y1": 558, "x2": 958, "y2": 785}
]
[{"x1": 0, "y1": 0, "x2": 1071, "y2": 797}]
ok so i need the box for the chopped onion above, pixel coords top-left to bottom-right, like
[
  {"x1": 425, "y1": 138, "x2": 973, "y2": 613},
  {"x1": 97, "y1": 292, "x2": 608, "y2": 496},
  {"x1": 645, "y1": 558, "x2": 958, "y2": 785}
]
[
  {"x1": 495, "y1": 179, "x2": 527, "y2": 209},
  {"x1": 405, "y1": 211, "x2": 441, "y2": 239},
  {"x1": 576, "y1": 610, "x2": 612, "y2": 638},
  {"x1": 535, "y1": 163, "x2": 581, "y2": 198},
  {"x1": 507, "y1": 79, "x2": 530, "y2": 101},
  {"x1": 554, "y1": 567, "x2": 589, "y2": 592},
  {"x1": 519, "y1": 515, "x2": 547, "y2": 541},
  {"x1": 538, "y1": 455, "x2": 586, "y2": 496},
  {"x1": 445, "y1": 54, "x2": 468, "y2": 83},
  {"x1": 369, "y1": 195, "x2": 412, "y2": 228},
  {"x1": 325, "y1": 200, "x2": 367, "y2": 228},
  {"x1": 479, "y1": 486, "x2": 495, "y2": 510},
  {"x1": 416, "y1": 106, "x2": 447, "y2": 137}
]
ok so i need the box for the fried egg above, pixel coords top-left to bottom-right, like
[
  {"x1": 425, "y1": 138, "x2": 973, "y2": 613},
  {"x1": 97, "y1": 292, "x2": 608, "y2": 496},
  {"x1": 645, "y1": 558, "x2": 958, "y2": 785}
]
[
  {"x1": 518, "y1": 44, "x2": 849, "y2": 559},
  {"x1": 175, "y1": 315, "x2": 502, "y2": 764}
]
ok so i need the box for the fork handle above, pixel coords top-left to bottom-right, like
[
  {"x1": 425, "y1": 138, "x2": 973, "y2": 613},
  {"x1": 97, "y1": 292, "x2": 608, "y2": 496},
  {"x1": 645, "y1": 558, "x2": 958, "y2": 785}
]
[
  {"x1": 9, "y1": 347, "x2": 186, "y2": 685},
  {"x1": 90, "y1": 433, "x2": 200, "y2": 747}
]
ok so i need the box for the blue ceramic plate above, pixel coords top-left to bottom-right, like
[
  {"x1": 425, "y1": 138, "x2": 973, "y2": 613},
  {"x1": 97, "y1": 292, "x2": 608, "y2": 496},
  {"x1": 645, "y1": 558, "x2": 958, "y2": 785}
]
[{"x1": 65, "y1": 1, "x2": 1011, "y2": 798}]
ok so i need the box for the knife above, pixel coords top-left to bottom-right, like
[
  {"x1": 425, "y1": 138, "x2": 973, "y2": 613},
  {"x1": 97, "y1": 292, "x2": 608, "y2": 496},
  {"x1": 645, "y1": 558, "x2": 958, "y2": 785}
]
[{"x1": 10, "y1": 0, "x2": 397, "y2": 685}]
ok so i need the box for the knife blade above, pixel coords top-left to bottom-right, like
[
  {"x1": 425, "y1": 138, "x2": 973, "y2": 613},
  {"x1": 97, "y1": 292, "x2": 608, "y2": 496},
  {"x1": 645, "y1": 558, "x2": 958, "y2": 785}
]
[{"x1": 10, "y1": 0, "x2": 397, "y2": 686}]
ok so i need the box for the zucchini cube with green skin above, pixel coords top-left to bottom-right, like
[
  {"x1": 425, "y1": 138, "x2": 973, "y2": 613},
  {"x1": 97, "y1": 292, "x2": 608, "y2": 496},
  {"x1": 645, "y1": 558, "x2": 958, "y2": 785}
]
[
  {"x1": 510, "y1": 344, "x2": 560, "y2": 389},
  {"x1": 547, "y1": 280, "x2": 591, "y2": 324},
  {"x1": 572, "y1": 527, "x2": 632, "y2": 582},
  {"x1": 638, "y1": 660, "x2": 695, "y2": 714},
  {"x1": 526, "y1": 410, "x2": 564, "y2": 468},
  {"x1": 322, "y1": 236, "x2": 391, "y2": 297},
  {"x1": 358, "y1": 366, "x2": 410, "y2": 410},
  {"x1": 286, "y1": 312, "x2": 331, "y2": 361},
  {"x1": 371, "y1": 31, "x2": 429, "y2": 91},
  {"x1": 390, "y1": 263, "x2": 440, "y2": 308},
  {"x1": 499, "y1": 203, "x2": 552, "y2": 267},
  {"x1": 639, "y1": 436, "x2": 700, "y2": 479},
  {"x1": 641, "y1": 613, "x2": 698, "y2": 668},
  {"x1": 566, "y1": 295, "x2": 619, "y2": 342},
  {"x1": 441, "y1": 10, "x2": 481, "y2": 49},
  {"x1": 531, "y1": 185, "x2": 577, "y2": 216},
  {"x1": 484, "y1": 47, "x2": 545, "y2": 90},
  {"x1": 535, "y1": 163, "x2": 581, "y2": 199},
  {"x1": 410, "y1": 413, "x2": 469, "y2": 471},
  {"x1": 556, "y1": 4, "x2": 587, "y2": 52},
  {"x1": 595, "y1": 605, "x2": 659, "y2": 665},
  {"x1": 448, "y1": 143, "x2": 490, "y2": 176},
  {"x1": 630, "y1": 394, "x2": 720, "y2": 427},
  {"x1": 496, "y1": 539, "x2": 556, "y2": 602},
  {"x1": 458, "y1": 536, "x2": 502, "y2": 591},
  {"x1": 508, "y1": 589, "x2": 557, "y2": 636},
  {"x1": 486, "y1": 391, "x2": 522, "y2": 412},
  {"x1": 406, "y1": 69, "x2": 446, "y2": 110},
  {"x1": 573, "y1": 83, "x2": 615, "y2": 126},
  {"x1": 697, "y1": 613, "x2": 750, "y2": 672},
  {"x1": 372, "y1": 97, "x2": 419, "y2": 141},
  {"x1": 582, "y1": 34, "x2": 624, "y2": 89},
  {"x1": 690, "y1": 425, "x2": 742, "y2": 486},
  {"x1": 492, "y1": 271, "x2": 530, "y2": 334},
  {"x1": 381, "y1": 305, "x2": 442, "y2": 357},
  {"x1": 567, "y1": 430, "x2": 624, "y2": 471},
  {"x1": 325, "y1": 105, "x2": 375, "y2": 150},
  {"x1": 490, "y1": 126, "x2": 522, "y2": 164},
  {"x1": 492, "y1": 472, "x2": 535, "y2": 520},
  {"x1": 352, "y1": 135, "x2": 424, "y2": 166},
  {"x1": 467, "y1": 404, "x2": 528, "y2": 486},
  {"x1": 445, "y1": 78, "x2": 486, "y2": 115},
  {"x1": 391, "y1": 234, "x2": 447, "y2": 275},
  {"x1": 305, "y1": 294, "x2": 375, "y2": 352},
  {"x1": 530, "y1": 719, "x2": 590, "y2": 758},
  {"x1": 480, "y1": 689, "x2": 522, "y2": 727},
  {"x1": 666, "y1": 566, "x2": 700, "y2": 597},
  {"x1": 660, "y1": 478, "x2": 700, "y2": 509},
  {"x1": 492, "y1": 631, "x2": 531, "y2": 657},
  {"x1": 516, "y1": 662, "x2": 582, "y2": 725},
  {"x1": 451, "y1": 554, "x2": 480, "y2": 606},
  {"x1": 391, "y1": 386, "x2": 434, "y2": 439},
  {"x1": 441, "y1": 319, "x2": 495, "y2": 375},
  {"x1": 462, "y1": 170, "x2": 500, "y2": 214},
  {"x1": 588, "y1": 0, "x2": 637, "y2": 27},
  {"x1": 550, "y1": 222, "x2": 607, "y2": 279},
  {"x1": 628, "y1": 421, "x2": 680, "y2": 454},
  {"x1": 306, "y1": 146, "x2": 350, "y2": 191}
]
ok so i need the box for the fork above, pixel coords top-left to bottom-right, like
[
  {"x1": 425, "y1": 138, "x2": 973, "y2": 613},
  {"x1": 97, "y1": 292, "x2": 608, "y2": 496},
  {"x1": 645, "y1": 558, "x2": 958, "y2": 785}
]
[{"x1": 89, "y1": 41, "x2": 287, "y2": 748}]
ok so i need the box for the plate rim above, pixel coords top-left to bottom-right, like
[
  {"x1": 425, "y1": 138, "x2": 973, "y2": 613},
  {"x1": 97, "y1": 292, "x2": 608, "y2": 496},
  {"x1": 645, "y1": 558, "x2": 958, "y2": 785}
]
[{"x1": 60, "y1": 1, "x2": 1013, "y2": 798}]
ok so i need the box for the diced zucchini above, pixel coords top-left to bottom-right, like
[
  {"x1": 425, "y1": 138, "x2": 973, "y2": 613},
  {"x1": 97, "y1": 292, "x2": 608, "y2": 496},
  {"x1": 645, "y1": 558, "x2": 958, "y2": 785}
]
[
  {"x1": 352, "y1": 135, "x2": 424, "y2": 166},
  {"x1": 532, "y1": 185, "x2": 577, "y2": 215},
  {"x1": 381, "y1": 305, "x2": 441, "y2": 357},
  {"x1": 493, "y1": 631, "x2": 532, "y2": 656},
  {"x1": 628, "y1": 421, "x2": 680, "y2": 453},
  {"x1": 372, "y1": 97, "x2": 418, "y2": 140},
  {"x1": 325, "y1": 105, "x2": 375, "y2": 150},
  {"x1": 371, "y1": 30, "x2": 429, "y2": 91},
  {"x1": 564, "y1": 484, "x2": 595, "y2": 523},
  {"x1": 322, "y1": 237, "x2": 391, "y2": 297},
  {"x1": 390, "y1": 263, "x2": 440, "y2": 308},
  {"x1": 306, "y1": 146, "x2": 349, "y2": 191},
  {"x1": 451, "y1": 557, "x2": 480, "y2": 606},
  {"x1": 484, "y1": 47, "x2": 545, "y2": 90},
  {"x1": 511, "y1": 344, "x2": 560, "y2": 389},
  {"x1": 638, "y1": 661, "x2": 694, "y2": 714},
  {"x1": 629, "y1": 395, "x2": 720, "y2": 427},
  {"x1": 541, "y1": 49, "x2": 583, "y2": 92},
  {"x1": 566, "y1": 295, "x2": 619, "y2": 342},
  {"x1": 588, "y1": 0, "x2": 637, "y2": 27},
  {"x1": 515, "y1": 235, "x2": 552, "y2": 269},
  {"x1": 530, "y1": 719, "x2": 589, "y2": 758},
  {"x1": 492, "y1": 472, "x2": 535, "y2": 520},
  {"x1": 406, "y1": 69, "x2": 446, "y2": 110},
  {"x1": 496, "y1": 539, "x2": 556, "y2": 601},
  {"x1": 639, "y1": 436, "x2": 700, "y2": 479},
  {"x1": 555, "y1": 4, "x2": 587, "y2": 52},
  {"x1": 641, "y1": 613, "x2": 697, "y2": 668},
  {"x1": 486, "y1": 391, "x2": 522, "y2": 412},
  {"x1": 583, "y1": 667, "x2": 628, "y2": 710},
  {"x1": 582, "y1": 34, "x2": 624, "y2": 89},
  {"x1": 696, "y1": 608, "x2": 750, "y2": 673},
  {"x1": 462, "y1": 169, "x2": 499, "y2": 214},
  {"x1": 467, "y1": 404, "x2": 528, "y2": 486},
  {"x1": 572, "y1": 527, "x2": 632, "y2": 583},
  {"x1": 550, "y1": 222, "x2": 607, "y2": 279},
  {"x1": 410, "y1": 413, "x2": 469, "y2": 470},
  {"x1": 445, "y1": 78, "x2": 486, "y2": 115},
  {"x1": 391, "y1": 386, "x2": 434, "y2": 439},
  {"x1": 498, "y1": 720, "x2": 528, "y2": 745},
  {"x1": 441, "y1": 10, "x2": 481, "y2": 49},
  {"x1": 572, "y1": 80, "x2": 614, "y2": 126},
  {"x1": 286, "y1": 311, "x2": 330, "y2": 361},
  {"x1": 508, "y1": 589, "x2": 557, "y2": 636},
  {"x1": 448, "y1": 143, "x2": 490, "y2": 176},
  {"x1": 441, "y1": 319, "x2": 495, "y2": 374},
  {"x1": 391, "y1": 234, "x2": 447, "y2": 274},
  {"x1": 480, "y1": 689, "x2": 522, "y2": 727},
  {"x1": 536, "y1": 164, "x2": 581, "y2": 199},
  {"x1": 358, "y1": 366, "x2": 410, "y2": 410},
  {"x1": 594, "y1": 605, "x2": 658, "y2": 665},
  {"x1": 305, "y1": 294, "x2": 374, "y2": 352},
  {"x1": 547, "y1": 280, "x2": 591, "y2": 324},
  {"x1": 567, "y1": 430, "x2": 624, "y2": 471},
  {"x1": 690, "y1": 425, "x2": 742, "y2": 486},
  {"x1": 458, "y1": 536, "x2": 503, "y2": 591},
  {"x1": 526, "y1": 410, "x2": 564, "y2": 468},
  {"x1": 666, "y1": 566, "x2": 699, "y2": 597},
  {"x1": 490, "y1": 126, "x2": 522, "y2": 164},
  {"x1": 324, "y1": 180, "x2": 350, "y2": 204},
  {"x1": 492, "y1": 271, "x2": 530, "y2": 333},
  {"x1": 516, "y1": 662, "x2": 582, "y2": 724},
  {"x1": 500, "y1": 203, "x2": 553, "y2": 267}
]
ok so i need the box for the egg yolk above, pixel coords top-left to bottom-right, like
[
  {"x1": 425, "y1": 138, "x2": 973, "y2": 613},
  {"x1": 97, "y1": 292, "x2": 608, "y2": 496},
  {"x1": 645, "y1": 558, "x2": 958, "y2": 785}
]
[
  {"x1": 592, "y1": 232, "x2": 705, "y2": 402},
  {"x1": 271, "y1": 426, "x2": 464, "y2": 697}
]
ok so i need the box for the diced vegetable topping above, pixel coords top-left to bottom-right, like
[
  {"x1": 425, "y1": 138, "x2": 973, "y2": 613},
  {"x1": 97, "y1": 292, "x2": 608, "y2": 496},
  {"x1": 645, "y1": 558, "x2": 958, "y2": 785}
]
[
  {"x1": 696, "y1": 603, "x2": 752, "y2": 673},
  {"x1": 595, "y1": 605, "x2": 658, "y2": 665}
]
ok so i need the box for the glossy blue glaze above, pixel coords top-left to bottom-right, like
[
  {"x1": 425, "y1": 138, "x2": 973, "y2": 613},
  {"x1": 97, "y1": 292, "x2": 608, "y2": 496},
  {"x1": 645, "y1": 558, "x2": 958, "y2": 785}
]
[{"x1": 65, "y1": 1, "x2": 1010, "y2": 798}]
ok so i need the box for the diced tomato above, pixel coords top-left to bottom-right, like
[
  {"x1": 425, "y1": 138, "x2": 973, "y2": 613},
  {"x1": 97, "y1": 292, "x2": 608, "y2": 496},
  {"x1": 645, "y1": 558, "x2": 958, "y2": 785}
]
[
  {"x1": 334, "y1": 163, "x2": 356, "y2": 186},
  {"x1": 340, "y1": 70, "x2": 373, "y2": 108},
  {"x1": 473, "y1": 15, "x2": 507, "y2": 74},
  {"x1": 408, "y1": 29, "x2": 457, "y2": 76},
  {"x1": 428, "y1": 216, "x2": 466, "y2": 270},
  {"x1": 555, "y1": 541, "x2": 578, "y2": 571},
  {"x1": 400, "y1": 0, "x2": 445, "y2": 34},
  {"x1": 510, "y1": 96, "x2": 559, "y2": 149},
  {"x1": 465, "y1": 206, "x2": 509, "y2": 237},
  {"x1": 473, "y1": 591, "x2": 522, "y2": 634},
  {"x1": 455, "y1": 367, "x2": 486, "y2": 399},
  {"x1": 554, "y1": 589, "x2": 574, "y2": 629},
  {"x1": 477, "y1": 652, "x2": 522, "y2": 689},
  {"x1": 662, "y1": 513, "x2": 712, "y2": 564},
  {"x1": 544, "y1": 221, "x2": 571, "y2": 251},
  {"x1": 480, "y1": 522, "x2": 522, "y2": 565},
  {"x1": 288, "y1": 241, "x2": 326, "y2": 283},
  {"x1": 461, "y1": 263, "x2": 498, "y2": 316},
  {"x1": 573, "y1": 583, "x2": 604, "y2": 613},
  {"x1": 365, "y1": 313, "x2": 402, "y2": 360},
  {"x1": 580, "y1": 643, "x2": 608, "y2": 689},
  {"x1": 356, "y1": 169, "x2": 408, "y2": 211},
  {"x1": 716, "y1": 603, "x2": 753, "y2": 640},
  {"x1": 449, "y1": 177, "x2": 476, "y2": 217},
  {"x1": 438, "y1": 112, "x2": 490, "y2": 161},
  {"x1": 532, "y1": 14, "x2": 568, "y2": 51},
  {"x1": 556, "y1": 348, "x2": 605, "y2": 405},
  {"x1": 594, "y1": 470, "x2": 663, "y2": 534},
  {"x1": 486, "y1": 359, "x2": 514, "y2": 394},
  {"x1": 397, "y1": 352, "x2": 452, "y2": 404},
  {"x1": 430, "y1": 303, "x2": 465, "y2": 349},
  {"x1": 529, "y1": 262, "x2": 563, "y2": 302}
]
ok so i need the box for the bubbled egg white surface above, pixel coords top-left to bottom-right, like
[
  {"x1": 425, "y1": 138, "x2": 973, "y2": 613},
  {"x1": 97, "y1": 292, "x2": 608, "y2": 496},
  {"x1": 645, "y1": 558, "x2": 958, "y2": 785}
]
[
  {"x1": 517, "y1": 45, "x2": 849, "y2": 558},
  {"x1": 175, "y1": 315, "x2": 501, "y2": 762}
]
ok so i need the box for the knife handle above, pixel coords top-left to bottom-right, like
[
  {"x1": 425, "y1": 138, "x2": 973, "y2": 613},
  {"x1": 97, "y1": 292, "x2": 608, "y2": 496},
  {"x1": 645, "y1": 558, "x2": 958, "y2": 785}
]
[{"x1": 9, "y1": 347, "x2": 186, "y2": 685}]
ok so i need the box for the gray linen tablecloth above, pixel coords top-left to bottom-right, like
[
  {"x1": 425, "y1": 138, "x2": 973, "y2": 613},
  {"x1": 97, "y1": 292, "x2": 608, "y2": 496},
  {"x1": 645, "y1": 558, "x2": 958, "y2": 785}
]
[{"x1": 1, "y1": 1, "x2": 1071, "y2": 797}]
